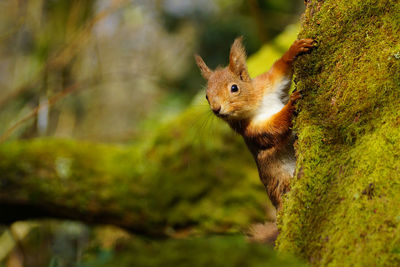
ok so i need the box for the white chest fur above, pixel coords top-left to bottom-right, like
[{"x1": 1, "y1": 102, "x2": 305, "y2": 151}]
[
  {"x1": 251, "y1": 77, "x2": 291, "y2": 124},
  {"x1": 252, "y1": 92, "x2": 284, "y2": 124}
]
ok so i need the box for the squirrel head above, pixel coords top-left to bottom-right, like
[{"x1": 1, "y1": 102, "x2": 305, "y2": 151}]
[{"x1": 195, "y1": 37, "x2": 259, "y2": 121}]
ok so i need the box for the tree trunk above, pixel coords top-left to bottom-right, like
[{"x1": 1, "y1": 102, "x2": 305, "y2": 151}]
[{"x1": 277, "y1": 0, "x2": 400, "y2": 266}]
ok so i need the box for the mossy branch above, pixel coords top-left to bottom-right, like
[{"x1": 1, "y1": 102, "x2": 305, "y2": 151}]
[{"x1": 0, "y1": 108, "x2": 270, "y2": 236}]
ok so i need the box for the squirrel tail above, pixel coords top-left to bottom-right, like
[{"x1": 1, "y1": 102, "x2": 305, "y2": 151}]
[{"x1": 247, "y1": 221, "x2": 279, "y2": 245}]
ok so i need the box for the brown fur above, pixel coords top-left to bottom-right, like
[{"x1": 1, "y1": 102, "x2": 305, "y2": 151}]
[
  {"x1": 196, "y1": 37, "x2": 314, "y2": 211},
  {"x1": 247, "y1": 221, "x2": 279, "y2": 244}
]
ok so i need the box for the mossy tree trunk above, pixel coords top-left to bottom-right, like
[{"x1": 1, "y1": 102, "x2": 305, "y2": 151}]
[{"x1": 277, "y1": 0, "x2": 400, "y2": 266}]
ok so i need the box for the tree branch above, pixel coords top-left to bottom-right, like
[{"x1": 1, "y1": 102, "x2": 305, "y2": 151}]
[{"x1": 0, "y1": 119, "x2": 268, "y2": 237}]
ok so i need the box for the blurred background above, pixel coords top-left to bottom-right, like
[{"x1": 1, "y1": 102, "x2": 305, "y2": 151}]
[{"x1": 0, "y1": 0, "x2": 306, "y2": 266}]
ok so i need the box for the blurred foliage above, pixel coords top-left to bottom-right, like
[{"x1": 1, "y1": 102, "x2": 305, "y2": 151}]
[
  {"x1": 81, "y1": 234, "x2": 307, "y2": 267},
  {"x1": 0, "y1": 0, "x2": 305, "y2": 266},
  {"x1": 0, "y1": 0, "x2": 304, "y2": 142},
  {"x1": 247, "y1": 24, "x2": 300, "y2": 76},
  {"x1": 0, "y1": 21, "x2": 300, "y2": 266},
  {"x1": 0, "y1": 223, "x2": 307, "y2": 267}
]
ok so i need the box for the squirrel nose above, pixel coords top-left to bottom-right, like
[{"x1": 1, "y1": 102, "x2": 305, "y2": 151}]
[{"x1": 212, "y1": 106, "x2": 221, "y2": 115}]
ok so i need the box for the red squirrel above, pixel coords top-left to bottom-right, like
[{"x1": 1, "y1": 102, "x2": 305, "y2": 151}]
[{"x1": 195, "y1": 37, "x2": 314, "y2": 210}]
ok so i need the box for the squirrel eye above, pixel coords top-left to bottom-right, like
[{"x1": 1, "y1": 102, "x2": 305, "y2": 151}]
[{"x1": 231, "y1": 84, "x2": 239, "y2": 93}]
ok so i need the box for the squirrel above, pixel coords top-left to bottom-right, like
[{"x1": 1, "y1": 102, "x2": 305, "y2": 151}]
[{"x1": 195, "y1": 37, "x2": 314, "y2": 211}]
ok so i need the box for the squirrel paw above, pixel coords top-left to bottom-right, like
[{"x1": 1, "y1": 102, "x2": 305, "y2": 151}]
[
  {"x1": 288, "y1": 39, "x2": 315, "y2": 59},
  {"x1": 289, "y1": 91, "x2": 302, "y2": 103}
]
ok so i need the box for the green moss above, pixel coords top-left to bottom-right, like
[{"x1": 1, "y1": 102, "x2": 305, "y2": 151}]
[
  {"x1": 276, "y1": 0, "x2": 400, "y2": 266},
  {"x1": 0, "y1": 108, "x2": 267, "y2": 235},
  {"x1": 81, "y1": 235, "x2": 307, "y2": 267}
]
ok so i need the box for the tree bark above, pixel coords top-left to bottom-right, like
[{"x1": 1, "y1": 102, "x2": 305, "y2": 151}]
[{"x1": 277, "y1": 0, "x2": 400, "y2": 266}]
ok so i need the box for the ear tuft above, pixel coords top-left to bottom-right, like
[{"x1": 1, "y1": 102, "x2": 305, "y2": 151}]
[
  {"x1": 229, "y1": 37, "x2": 251, "y2": 82},
  {"x1": 195, "y1": 55, "x2": 212, "y2": 80}
]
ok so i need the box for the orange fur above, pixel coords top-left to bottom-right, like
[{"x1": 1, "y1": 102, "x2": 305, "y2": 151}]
[{"x1": 196, "y1": 37, "x2": 314, "y2": 210}]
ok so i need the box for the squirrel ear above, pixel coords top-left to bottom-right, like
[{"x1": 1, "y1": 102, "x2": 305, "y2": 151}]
[
  {"x1": 195, "y1": 55, "x2": 212, "y2": 80},
  {"x1": 229, "y1": 37, "x2": 251, "y2": 82}
]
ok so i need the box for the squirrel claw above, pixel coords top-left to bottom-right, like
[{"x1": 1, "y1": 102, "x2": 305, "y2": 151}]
[
  {"x1": 289, "y1": 38, "x2": 316, "y2": 59},
  {"x1": 290, "y1": 91, "x2": 302, "y2": 103}
]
